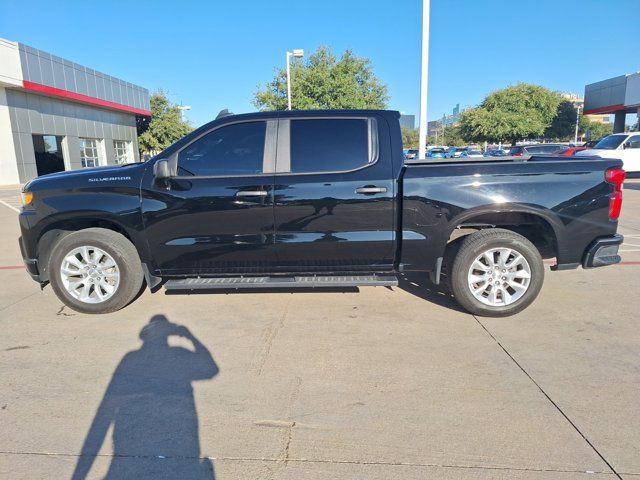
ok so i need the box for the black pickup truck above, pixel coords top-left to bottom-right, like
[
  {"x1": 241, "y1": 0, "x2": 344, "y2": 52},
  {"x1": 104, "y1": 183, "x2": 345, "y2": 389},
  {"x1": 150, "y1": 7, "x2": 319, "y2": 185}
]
[{"x1": 19, "y1": 110, "x2": 625, "y2": 316}]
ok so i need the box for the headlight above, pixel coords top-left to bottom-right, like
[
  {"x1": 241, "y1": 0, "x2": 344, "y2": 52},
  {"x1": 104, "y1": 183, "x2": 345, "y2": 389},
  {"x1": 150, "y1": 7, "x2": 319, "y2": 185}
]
[{"x1": 21, "y1": 191, "x2": 33, "y2": 205}]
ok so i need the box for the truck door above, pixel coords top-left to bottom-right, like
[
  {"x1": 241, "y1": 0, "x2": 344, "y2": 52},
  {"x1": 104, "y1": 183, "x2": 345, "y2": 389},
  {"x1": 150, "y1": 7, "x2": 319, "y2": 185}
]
[
  {"x1": 621, "y1": 134, "x2": 640, "y2": 173},
  {"x1": 272, "y1": 115, "x2": 395, "y2": 272},
  {"x1": 140, "y1": 119, "x2": 278, "y2": 274}
]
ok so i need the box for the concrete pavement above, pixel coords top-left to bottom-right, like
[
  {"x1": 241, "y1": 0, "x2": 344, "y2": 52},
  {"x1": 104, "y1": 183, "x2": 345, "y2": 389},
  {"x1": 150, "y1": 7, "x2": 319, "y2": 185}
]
[{"x1": 0, "y1": 183, "x2": 639, "y2": 479}]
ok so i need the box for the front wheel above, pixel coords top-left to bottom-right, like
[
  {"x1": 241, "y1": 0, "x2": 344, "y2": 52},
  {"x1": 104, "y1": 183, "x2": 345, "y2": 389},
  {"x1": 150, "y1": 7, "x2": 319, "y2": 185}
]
[
  {"x1": 48, "y1": 228, "x2": 144, "y2": 314},
  {"x1": 449, "y1": 229, "x2": 544, "y2": 317}
]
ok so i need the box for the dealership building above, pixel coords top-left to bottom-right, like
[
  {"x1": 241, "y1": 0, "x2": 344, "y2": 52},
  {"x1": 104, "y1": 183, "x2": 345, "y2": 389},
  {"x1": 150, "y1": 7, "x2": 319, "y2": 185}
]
[
  {"x1": 584, "y1": 72, "x2": 640, "y2": 133},
  {"x1": 0, "y1": 38, "x2": 150, "y2": 185}
]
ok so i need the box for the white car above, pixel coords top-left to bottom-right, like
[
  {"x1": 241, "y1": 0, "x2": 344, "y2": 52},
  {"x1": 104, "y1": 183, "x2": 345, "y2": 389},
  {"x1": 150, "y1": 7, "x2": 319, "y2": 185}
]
[
  {"x1": 575, "y1": 133, "x2": 640, "y2": 174},
  {"x1": 460, "y1": 149, "x2": 484, "y2": 158}
]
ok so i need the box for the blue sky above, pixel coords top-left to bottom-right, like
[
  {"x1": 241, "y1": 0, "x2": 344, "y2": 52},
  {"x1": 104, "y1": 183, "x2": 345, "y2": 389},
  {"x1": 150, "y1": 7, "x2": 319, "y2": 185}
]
[{"x1": 1, "y1": 0, "x2": 638, "y2": 127}]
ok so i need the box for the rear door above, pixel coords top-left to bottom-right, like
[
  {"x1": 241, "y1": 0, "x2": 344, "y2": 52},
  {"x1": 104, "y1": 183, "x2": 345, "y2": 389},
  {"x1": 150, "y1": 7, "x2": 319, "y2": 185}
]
[{"x1": 272, "y1": 115, "x2": 395, "y2": 272}]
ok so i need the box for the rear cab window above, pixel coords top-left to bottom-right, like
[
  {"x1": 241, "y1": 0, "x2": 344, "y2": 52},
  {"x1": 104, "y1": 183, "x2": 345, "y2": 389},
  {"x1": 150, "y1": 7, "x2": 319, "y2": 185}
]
[{"x1": 288, "y1": 118, "x2": 375, "y2": 173}]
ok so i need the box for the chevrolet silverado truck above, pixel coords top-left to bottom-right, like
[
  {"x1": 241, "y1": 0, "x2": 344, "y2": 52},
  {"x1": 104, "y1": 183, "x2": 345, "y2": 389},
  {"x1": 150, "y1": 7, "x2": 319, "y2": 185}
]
[{"x1": 18, "y1": 110, "x2": 625, "y2": 316}]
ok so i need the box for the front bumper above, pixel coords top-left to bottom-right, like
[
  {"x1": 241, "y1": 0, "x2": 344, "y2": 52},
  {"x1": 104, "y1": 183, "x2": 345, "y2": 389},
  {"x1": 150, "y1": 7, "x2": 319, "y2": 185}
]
[
  {"x1": 582, "y1": 234, "x2": 623, "y2": 268},
  {"x1": 19, "y1": 236, "x2": 40, "y2": 282}
]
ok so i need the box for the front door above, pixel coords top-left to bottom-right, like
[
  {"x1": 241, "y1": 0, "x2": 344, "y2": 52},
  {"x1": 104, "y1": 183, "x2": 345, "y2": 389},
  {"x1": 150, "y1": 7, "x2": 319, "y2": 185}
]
[
  {"x1": 272, "y1": 116, "x2": 396, "y2": 272},
  {"x1": 141, "y1": 120, "x2": 278, "y2": 275},
  {"x1": 621, "y1": 134, "x2": 640, "y2": 173}
]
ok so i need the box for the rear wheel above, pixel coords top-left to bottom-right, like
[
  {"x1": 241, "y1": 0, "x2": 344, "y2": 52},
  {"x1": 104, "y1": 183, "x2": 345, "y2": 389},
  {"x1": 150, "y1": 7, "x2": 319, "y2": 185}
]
[
  {"x1": 48, "y1": 228, "x2": 144, "y2": 314},
  {"x1": 449, "y1": 229, "x2": 544, "y2": 317}
]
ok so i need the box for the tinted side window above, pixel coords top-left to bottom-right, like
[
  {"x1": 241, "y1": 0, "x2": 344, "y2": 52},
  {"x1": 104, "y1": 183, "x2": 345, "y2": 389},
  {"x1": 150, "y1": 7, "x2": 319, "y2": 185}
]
[
  {"x1": 290, "y1": 119, "x2": 370, "y2": 173},
  {"x1": 628, "y1": 136, "x2": 640, "y2": 148},
  {"x1": 178, "y1": 121, "x2": 266, "y2": 176}
]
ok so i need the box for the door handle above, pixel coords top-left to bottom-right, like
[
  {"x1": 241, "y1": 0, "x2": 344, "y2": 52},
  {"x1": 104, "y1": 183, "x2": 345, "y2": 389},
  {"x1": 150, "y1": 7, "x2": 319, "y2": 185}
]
[
  {"x1": 355, "y1": 186, "x2": 387, "y2": 194},
  {"x1": 236, "y1": 190, "x2": 268, "y2": 197}
]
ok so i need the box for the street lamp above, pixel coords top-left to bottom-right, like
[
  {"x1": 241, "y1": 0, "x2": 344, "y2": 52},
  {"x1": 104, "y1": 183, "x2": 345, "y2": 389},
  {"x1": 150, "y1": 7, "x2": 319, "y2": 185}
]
[
  {"x1": 286, "y1": 49, "x2": 304, "y2": 110},
  {"x1": 574, "y1": 105, "x2": 581, "y2": 145},
  {"x1": 418, "y1": 0, "x2": 431, "y2": 160},
  {"x1": 177, "y1": 105, "x2": 191, "y2": 121}
]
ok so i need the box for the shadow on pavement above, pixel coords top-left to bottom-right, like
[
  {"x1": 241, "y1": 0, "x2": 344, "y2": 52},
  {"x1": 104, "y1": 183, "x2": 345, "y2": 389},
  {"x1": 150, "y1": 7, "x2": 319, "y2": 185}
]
[
  {"x1": 72, "y1": 314, "x2": 218, "y2": 480},
  {"x1": 397, "y1": 273, "x2": 467, "y2": 313}
]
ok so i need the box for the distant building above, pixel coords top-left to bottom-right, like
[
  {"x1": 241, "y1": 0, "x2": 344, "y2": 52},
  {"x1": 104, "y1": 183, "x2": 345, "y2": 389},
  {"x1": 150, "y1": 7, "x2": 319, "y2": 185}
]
[
  {"x1": 425, "y1": 104, "x2": 466, "y2": 139},
  {"x1": 399, "y1": 114, "x2": 415, "y2": 130},
  {"x1": 0, "y1": 38, "x2": 150, "y2": 185},
  {"x1": 562, "y1": 92, "x2": 610, "y2": 125}
]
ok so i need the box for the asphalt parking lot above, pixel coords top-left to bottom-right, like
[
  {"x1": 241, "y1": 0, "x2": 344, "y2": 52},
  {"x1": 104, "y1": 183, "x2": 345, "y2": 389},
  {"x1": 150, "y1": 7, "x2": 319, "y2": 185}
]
[{"x1": 0, "y1": 182, "x2": 639, "y2": 480}]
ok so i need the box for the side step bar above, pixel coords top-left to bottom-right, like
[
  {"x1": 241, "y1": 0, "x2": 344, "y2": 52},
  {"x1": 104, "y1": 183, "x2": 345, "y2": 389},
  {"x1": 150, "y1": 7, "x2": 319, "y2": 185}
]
[{"x1": 164, "y1": 275, "x2": 398, "y2": 291}]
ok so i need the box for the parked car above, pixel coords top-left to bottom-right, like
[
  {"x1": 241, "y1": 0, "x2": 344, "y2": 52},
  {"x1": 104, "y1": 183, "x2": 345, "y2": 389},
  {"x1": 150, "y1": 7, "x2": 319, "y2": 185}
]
[
  {"x1": 484, "y1": 149, "x2": 508, "y2": 157},
  {"x1": 427, "y1": 148, "x2": 446, "y2": 158},
  {"x1": 404, "y1": 149, "x2": 419, "y2": 160},
  {"x1": 559, "y1": 146, "x2": 588, "y2": 156},
  {"x1": 508, "y1": 144, "x2": 568, "y2": 157},
  {"x1": 460, "y1": 149, "x2": 483, "y2": 158},
  {"x1": 19, "y1": 109, "x2": 625, "y2": 317},
  {"x1": 575, "y1": 133, "x2": 640, "y2": 174},
  {"x1": 445, "y1": 146, "x2": 468, "y2": 158}
]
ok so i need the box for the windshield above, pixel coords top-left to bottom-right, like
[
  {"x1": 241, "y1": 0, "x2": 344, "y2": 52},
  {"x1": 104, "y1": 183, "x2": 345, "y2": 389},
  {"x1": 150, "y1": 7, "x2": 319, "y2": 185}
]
[
  {"x1": 467, "y1": 150, "x2": 482, "y2": 155},
  {"x1": 594, "y1": 135, "x2": 627, "y2": 150}
]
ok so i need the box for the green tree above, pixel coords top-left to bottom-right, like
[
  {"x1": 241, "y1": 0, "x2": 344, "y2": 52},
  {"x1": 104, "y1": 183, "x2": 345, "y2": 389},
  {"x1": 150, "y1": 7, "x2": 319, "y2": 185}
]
[
  {"x1": 402, "y1": 127, "x2": 420, "y2": 148},
  {"x1": 579, "y1": 116, "x2": 613, "y2": 142},
  {"x1": 138, "y1": 90, "x2": 192, "y2": 156},
  {"x1": 545, "y1": 100, "x2": 577, "y2": 140},
  {"x1": 253, "y1": 46, "x2": 389, "y2": 111},
  {"x1": 442, "y1": 125, "x2": 466, "y2": 146},
  {"x1": 459, "y1": 84, "x2": 562, "y2": 145}
]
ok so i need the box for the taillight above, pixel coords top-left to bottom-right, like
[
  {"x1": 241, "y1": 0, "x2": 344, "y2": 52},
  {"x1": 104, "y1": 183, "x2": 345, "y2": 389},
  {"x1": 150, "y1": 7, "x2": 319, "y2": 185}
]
[
  {"x1": 605, "y1": 167, "x2": 625, "y2": 220},
  {"x1": 514, "y1": 152, "x2": 522, "y2": 157}
]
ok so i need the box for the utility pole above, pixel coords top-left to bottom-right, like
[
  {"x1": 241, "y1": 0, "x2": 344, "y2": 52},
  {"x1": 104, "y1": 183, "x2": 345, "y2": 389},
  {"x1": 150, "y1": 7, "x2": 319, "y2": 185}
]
[{"x1": 418, "y1": 0, "x2": 431, "y2": 160}]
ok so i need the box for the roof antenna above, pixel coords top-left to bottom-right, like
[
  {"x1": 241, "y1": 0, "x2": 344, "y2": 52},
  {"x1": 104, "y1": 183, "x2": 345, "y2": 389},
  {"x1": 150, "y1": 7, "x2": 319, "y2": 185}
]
[{"x1": 216, "y1": 109, "x2": 233, "y2": 119}]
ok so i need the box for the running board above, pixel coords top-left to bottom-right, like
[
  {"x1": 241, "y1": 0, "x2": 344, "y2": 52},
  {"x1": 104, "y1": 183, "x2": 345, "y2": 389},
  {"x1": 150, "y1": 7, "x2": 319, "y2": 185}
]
[{"x1": 164, "y1": 275, "x2": 398, "y2": 291}]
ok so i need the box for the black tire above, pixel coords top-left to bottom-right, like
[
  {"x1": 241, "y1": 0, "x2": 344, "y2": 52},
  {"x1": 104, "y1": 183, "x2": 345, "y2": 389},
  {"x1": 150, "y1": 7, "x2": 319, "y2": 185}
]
[
  {"x1": 48, "y1": 228, "x2": 144, "y2": 314},
  {"x1": 449, "y1": 229, "x2": 544, "y2": 317}
]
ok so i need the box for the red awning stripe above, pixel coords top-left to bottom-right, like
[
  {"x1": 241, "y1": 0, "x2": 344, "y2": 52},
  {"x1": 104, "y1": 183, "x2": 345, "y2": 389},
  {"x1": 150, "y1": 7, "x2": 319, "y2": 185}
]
[
  {"x1": 22, "y1": 80, "x2": 152, "y2": 116},
  {"x1": 583, "y1": 104, "x2": 626, "y2": 115}
]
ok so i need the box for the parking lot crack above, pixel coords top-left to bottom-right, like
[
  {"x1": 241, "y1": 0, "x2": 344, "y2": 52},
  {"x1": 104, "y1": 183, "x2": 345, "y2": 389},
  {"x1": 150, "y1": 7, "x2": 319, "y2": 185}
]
[
  {"x1": 252, "y1": 299, "x2": 289, "y2": 375},
  {"x1": 473, "y1": 315, "x2": 623, "y2": 480}
]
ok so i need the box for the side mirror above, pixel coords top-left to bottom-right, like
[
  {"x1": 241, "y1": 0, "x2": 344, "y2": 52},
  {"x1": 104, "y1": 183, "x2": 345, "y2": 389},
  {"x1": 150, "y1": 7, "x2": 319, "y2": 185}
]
[{"x1": 154, "y1": 159, "x2": 171, "y2": 179}]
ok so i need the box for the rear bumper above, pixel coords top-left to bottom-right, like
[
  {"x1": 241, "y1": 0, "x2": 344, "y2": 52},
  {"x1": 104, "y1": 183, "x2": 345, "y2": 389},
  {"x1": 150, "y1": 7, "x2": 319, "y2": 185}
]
[
  {"x1": 582, "y1": 234, "x2": 623, "y2": 268},
  {"x1": 19, "y1": 236, "x2": 40, "y2": 282}
]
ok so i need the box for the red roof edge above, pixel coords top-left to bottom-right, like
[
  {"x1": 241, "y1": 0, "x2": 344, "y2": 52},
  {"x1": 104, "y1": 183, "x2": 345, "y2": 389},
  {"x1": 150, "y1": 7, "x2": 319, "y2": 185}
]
[
  {"x1": 22, "y1": 80, "x2": 152, "y2": 116},
  {"x1": 583, "y1": 104, "x2": 625, "y2": 115}
]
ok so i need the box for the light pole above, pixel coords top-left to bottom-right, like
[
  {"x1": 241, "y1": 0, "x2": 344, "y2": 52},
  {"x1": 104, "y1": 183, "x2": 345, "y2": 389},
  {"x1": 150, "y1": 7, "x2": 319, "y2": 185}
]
[
  {"x1": 286, "y1": 49, "x2": 304, "y2": 110},
  {"x1": 177, "y1": 105, "x2": 191, "y2": 121},
  {"x1": 418, "y1": 0, "x2": 431, "y2": 160},
  {"x1": 574, "y1": 105, "x2": 581, "y2": 145}
]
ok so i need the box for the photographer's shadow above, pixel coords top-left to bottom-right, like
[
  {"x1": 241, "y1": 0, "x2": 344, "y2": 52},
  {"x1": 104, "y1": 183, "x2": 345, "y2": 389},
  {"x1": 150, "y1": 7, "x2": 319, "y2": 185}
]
[{"x1": 72, "y1": 315, "x2": 218, "y2": 480}]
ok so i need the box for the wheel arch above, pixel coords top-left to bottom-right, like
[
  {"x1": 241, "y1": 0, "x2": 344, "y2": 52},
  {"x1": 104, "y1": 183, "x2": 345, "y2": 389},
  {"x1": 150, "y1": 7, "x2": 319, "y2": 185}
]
[
  {"x1": 445, "y1": 206, "x2": 562, "y2": 261},
  {"x1": 36, "y1": 216, "x2": 145, "y2": 282}
]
